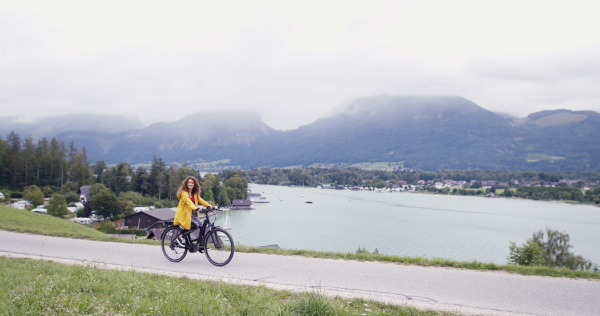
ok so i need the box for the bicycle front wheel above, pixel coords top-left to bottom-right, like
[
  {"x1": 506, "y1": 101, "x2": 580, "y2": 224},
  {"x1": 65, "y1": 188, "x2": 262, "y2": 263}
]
[
  {"x1": 204, "y1": 227, "x2": 234, "y2": 266},
  {"x1": 161, "y1": 226, "x2": 188, "y2": 262}
]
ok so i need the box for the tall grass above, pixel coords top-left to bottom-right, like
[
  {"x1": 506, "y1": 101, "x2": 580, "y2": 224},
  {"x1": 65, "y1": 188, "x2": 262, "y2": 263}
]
[
  {"x1": 0, "y1": 257, "x2": 448, "y2": 315},
  {"x1": 1, "y1": 205, "x2": 599, "y2": 279}
]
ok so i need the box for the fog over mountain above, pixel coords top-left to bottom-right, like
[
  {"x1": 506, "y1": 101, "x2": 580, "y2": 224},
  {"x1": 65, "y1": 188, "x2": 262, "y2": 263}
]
[
  {"x1": 0, "y1": 113, "x2": 145, "y2": 140},
  {"x1": 3, "y1": 96, "x2": 599, "y2": 172}
]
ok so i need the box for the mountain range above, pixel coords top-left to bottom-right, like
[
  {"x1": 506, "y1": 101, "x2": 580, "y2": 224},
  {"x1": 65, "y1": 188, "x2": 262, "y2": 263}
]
[{"x1": 3, "y1": 95, "x2": 599, "y2": 171}]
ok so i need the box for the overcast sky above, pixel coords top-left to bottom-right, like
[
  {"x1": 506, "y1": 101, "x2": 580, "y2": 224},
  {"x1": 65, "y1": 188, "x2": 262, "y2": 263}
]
[{"x1": 2, "y1": 0, "x2": 600, "y2": 130}]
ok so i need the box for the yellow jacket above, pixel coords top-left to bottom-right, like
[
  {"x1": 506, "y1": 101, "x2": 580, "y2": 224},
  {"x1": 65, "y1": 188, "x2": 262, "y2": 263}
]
[{"x1": 174, "y1": 191, "x2": 212, "y2": 230}]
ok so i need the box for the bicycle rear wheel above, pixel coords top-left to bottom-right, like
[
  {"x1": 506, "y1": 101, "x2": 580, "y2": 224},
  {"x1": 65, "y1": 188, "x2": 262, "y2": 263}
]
[
  {"x1": 161, "y1": 226, "x2": 188, "y2": 262},
  {"x1": 204, "y1": 227, "x2": 234, "y2": 266}
]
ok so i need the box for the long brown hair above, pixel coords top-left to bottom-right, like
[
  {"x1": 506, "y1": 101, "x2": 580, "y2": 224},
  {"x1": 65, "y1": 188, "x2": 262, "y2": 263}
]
[{"x1": 176, "y1": 176, "x2": 201, "y2": 199}]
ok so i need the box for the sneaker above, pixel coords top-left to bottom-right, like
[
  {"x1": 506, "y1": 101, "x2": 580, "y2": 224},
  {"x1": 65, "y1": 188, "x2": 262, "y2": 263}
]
[{"x1": 172, "y1": 238, "x2": 183, "y2": 248}]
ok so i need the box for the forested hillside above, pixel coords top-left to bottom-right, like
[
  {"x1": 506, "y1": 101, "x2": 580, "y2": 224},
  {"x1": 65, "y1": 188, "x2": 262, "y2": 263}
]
[{"x1": 2, "y1": 95, "x2": 599, "y2": 172}]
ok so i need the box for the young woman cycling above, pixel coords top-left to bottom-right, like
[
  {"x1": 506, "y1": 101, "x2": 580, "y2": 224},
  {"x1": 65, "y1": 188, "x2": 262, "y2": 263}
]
[{"x1": 173, "y1": 176, "x2": 215, "y2": 245}]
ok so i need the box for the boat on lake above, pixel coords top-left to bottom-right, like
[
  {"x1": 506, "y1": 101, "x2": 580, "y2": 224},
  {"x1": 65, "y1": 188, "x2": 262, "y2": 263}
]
[{"x1": 249, "y1": 192, "x2": 270, "y2": 203}]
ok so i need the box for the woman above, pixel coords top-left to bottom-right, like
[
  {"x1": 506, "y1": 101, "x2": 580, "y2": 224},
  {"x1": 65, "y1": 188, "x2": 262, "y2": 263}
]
[{"x1": 174, "y1": 176, "x2": 214, "y2": 232}]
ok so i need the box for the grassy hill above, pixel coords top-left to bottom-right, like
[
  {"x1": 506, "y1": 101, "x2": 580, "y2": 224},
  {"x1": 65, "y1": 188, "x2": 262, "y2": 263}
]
[
  {"x1": 1, "y1": 205, "x2": 598, "y2": 280},
  {"x1": 0, "y1": 206, "x2": 448, "y2": 315}
]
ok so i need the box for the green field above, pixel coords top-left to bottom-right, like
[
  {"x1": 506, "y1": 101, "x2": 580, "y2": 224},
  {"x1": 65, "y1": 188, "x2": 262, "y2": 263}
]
[{"x1": 2, "y1": 256, "x2": 448, "y2": 316}]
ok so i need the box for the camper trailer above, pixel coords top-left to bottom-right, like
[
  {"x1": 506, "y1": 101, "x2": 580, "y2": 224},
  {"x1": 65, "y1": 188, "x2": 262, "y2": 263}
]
[
  {"x1": 70, "y1": 217, "x2": 93, "y2": 225},
  {"x1": 90, "y1": 213, "x2": 105, "y2": 222}
]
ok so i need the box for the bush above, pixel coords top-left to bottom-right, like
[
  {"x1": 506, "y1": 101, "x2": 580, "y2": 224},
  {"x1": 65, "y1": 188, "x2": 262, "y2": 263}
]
[
  {"x1": 10, "y1": 192, "x2": 22, "y2": 199},
  {"x1": 96, "y1": 221, "x2": 118, "y2": 234},
  {"x1": 47, "y1": 194, "x2": 68, "y2": 218},
  {"x1": 508, "y1": 240, "x2": 544, "y2": 266},
  {"x1": 119, "y1": 228, "x2": 147, "y2": 237},
  {"x1": 24, "y1": 189, "x2": 44, "y2": 207},
  {"x1": 508, "y1": 228, "x2": 598, "y2": 271},
  {"x1": 63, "y1": 192, "x2": 80, "y2": 204}
]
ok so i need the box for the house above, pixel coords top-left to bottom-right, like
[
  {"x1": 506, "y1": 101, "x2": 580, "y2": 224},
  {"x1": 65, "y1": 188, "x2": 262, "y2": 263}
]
[
  {"x1": 230, "y1": 199, "x2": 253, "y2": 210},
  {"x1": 79, "y1": 185, "x2": 91, "y2": 204},
  {"x1": 482, "y1": 180, "x2": 497, "y2": 189},
  {"x1": 124, "y1": 208, "x2": 176, "y2": 230}
]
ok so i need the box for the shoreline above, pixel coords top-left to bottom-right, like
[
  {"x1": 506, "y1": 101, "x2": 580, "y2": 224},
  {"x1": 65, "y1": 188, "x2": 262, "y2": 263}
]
[{"x1": 249, "y1": 183, "x2": 599, "y2": 207}]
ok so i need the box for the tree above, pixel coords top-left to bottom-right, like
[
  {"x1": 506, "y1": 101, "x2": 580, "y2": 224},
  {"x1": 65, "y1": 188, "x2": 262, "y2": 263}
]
[
  {"x1": 215, "y1": 186, "x2": 231, "y2": 206},
  {"x1": 23, "y1": 136, "x2": 37, "y2": 186},
  {"x1": 47, "y1": 194, "x2": 68, "y2": 217},
  {"x1": 35, "y1": 137, "x2": 50, "y2": 185},
  {"x1": 23, "y1": 186, "x2": 44, "y2": 207},
  {"x1": 223, "y1": 171, "x2": 248, "y2": 200},
  {"x1": 48, "y1": 138, "x2": 67, "y2": 187},
  {"x1": 167, "y1": 165, "x2": 179, "y2": 200},
  {"x1": 63, "y1": 192, "x2": 80, "y2": 204},
  {"x1": 149, "y1": 156, "x2": 166, "y2": 197},
  {"x1": 70, "y1": 147, "x2": 92, "y2": 186},
  {"x1": 509, "y1": 228, "x2": 597, "y2": 271},
  {"x1": 91, "y1": 189, "x2": 122, "y2": 218},
  {"x1": 0, "y1": 138, "x2": 11, "y2": 187},
  {"x1": 61, "y1": 181, "x2": 80, "y2": 194},
  {"x1": 531, "y1": 228, "x2": 595, "y2": 270},
  {"x1": 201, "y1": 173, "x2": 220, "y2": 202},
  {"x1": 135, "y1": 167, "x2": 150, "y2": 196},
  {"x1": 89, "y1": 183, "x2": 109, "y2": 196},
  {"x1": 156, "y1": 171, "x2": 167, "y2": 200},
  {"x1": 107, "y1": 163, "x2": 133, "y2": 194},
  {"x1": 7, "y1": 131, "x2": 21, "y2": 186},
  {"x1": 92, "y1": 160, "x2": 107, "y2": 183}
]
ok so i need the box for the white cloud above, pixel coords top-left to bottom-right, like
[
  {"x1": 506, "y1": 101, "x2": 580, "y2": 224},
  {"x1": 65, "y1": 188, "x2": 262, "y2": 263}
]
[{"x1": 1, "y1": 0, "x2": 600, "y2": 130}]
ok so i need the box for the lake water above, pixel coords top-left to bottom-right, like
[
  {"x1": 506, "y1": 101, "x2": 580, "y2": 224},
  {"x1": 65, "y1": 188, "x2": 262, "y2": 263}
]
[{"x1": 214, "y1": 184, "x2": 600, "y2": 265}]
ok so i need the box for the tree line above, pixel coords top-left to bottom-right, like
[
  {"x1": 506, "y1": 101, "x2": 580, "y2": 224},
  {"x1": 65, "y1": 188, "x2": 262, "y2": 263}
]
[
  {"x1": 241, "y1": 167, "x2": 600, "y2": 204},
  {"x1": 1, "y1": 131, "x2": 248, "y2": 220},
  {"x1": 3, "y1": 129, "x2": 599, "y2": 210},
  {"x1": 0, "y1": 131, "x2": 90, "y2": 189}
]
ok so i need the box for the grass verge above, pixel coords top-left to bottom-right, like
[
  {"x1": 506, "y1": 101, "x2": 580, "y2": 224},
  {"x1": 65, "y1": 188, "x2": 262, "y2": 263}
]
[
  {"x1": 0, "y1": 256, "x2": 451, "y2": 316},
  {"x1": 1, "y1": 205, "x2": 599, "y2": 279}
]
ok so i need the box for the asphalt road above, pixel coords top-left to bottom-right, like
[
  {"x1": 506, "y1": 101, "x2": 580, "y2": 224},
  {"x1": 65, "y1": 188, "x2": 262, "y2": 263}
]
[{"x1": 1, "y1": 230, "x2": 599, "y2": 316}]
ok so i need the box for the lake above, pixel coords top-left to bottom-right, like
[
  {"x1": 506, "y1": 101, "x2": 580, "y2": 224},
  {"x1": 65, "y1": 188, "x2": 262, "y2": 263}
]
[{"x1": 215, "y1": 184, "x2": 600, "y2": 265}]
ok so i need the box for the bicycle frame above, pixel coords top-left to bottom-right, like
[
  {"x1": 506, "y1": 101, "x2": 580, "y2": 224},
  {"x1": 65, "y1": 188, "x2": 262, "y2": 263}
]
[{"x1": 182, "y1": 210, "x2": 215, "y2": 251}]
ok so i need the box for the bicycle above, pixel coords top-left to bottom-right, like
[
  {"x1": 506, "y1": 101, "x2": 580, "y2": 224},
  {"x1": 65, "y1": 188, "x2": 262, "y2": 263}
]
[{"x1": 161, "y1": 207, "x2": 234, "y2": 266}]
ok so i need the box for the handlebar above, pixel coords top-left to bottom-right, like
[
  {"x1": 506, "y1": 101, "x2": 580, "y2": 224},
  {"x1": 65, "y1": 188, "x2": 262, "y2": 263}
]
[{"x1": 197, "y1": 206, "x2": 219, "y2": 214}]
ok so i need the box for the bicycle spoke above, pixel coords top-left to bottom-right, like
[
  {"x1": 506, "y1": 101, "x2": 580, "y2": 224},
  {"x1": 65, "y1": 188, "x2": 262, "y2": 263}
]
[
  {"x1": 161, "y1": 226, "x2": 188, "y2": 262},
  {"x1": 204, "y1": 227, "x2": 234, "y2": 266}
]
